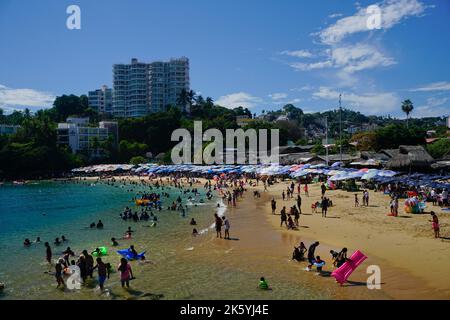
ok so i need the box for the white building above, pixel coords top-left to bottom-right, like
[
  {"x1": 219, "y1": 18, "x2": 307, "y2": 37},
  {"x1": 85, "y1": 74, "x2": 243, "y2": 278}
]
[
  {"x1": 57, "y1": 117, "x2": 118, "y2": 155},
  {"x1": 88, "y1": 85, "x2": 113, "y2": 114},
  {"x1": 113, "y1": 57, "x2": 190, "y2": 117}
]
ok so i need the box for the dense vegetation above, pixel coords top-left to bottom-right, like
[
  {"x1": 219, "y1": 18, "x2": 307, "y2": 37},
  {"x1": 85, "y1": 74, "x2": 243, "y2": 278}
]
[{"x1": 0, "y1": 93, "x2": 448, "y2": 179}]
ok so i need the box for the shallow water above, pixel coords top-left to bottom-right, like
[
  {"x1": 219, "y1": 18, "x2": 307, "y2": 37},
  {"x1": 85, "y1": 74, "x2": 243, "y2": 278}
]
[{"x1": 0, "y1": 181, "x2": 363, "y2": 300}]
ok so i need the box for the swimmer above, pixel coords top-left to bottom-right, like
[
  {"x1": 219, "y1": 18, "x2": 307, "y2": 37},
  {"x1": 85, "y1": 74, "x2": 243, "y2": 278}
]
[
  {"x1": 24, "y1": 238, "x2": 31, "y2": 246},
  {"x1": 96, "y1": 220, "x2": 104, "y2": 229},
  {"x1": 192, "y1": 228, "x2": 198, "y2": 236},
  {"x1": 190, "y1": 218, "x2": 197, "y2": 226},
  {"x1": 129, "y1": 245, "x2": 138, "y2": 257},
  {"x1": 90, "y1": 222, "x2": 96, "y2": 228},
  {"x1": 35, "y1": 237, "x2": 41, "y2": 243},
  {"x1": 54, "y1": 237, "x2": 61, "y2": 245},
  {"x1": 111, "y1": 237, "x2": 119, "y2": 246},
  {"x1": 61, "y1": 235, "x2": 67, "y2": 242}
]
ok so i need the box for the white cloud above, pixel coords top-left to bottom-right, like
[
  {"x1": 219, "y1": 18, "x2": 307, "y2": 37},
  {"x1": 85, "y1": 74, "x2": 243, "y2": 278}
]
[
  {"x1": 415, "y1": 97, "x2": 450, "y2": 117},
  {"x1": 290, "y1": 86, "x2": 314, "y2": 92},
  {"x1": 280, "y1": 50, "x2": 313, "y2": 58},
  {"x1": 331, "y1": 43, "x2": 396, "y2": 73},
  {"x1": 215, "y1": 92, "x2": 262, "y2": 109},
  {"x1": 290, "y1": 60, "x2": 333, "y2": 71},
  {"x1": 268, "y1": 93, "x2": 288, "y2": 100},
  {"x1": 289, "y1": 43, "x2": 396, "y2": 74},
  {"x1": 0, "y1": 84, "x2": 55, "y2": 111},
  {"x1": 317, "y1": 0, "x2": 428, "y2": 45},
  {"x1": 312, "y1": 86, "x2": 400, "y2": 114},
  {"x1": 329, "y1": 13, "x2": 344, "y2": 19},
  {"x1": 410, "y1": 81, "x2": 450, "y2": 92}
]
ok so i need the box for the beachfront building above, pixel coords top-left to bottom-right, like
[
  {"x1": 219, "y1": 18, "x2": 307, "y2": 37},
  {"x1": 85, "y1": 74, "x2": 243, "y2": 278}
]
[
  {"x1": 0, "y1": 124, "x2": 21, "y2": 135},
  {"x1": 88, "y1": 85, "x2": 113, "y2": 115},
  {"x1": 56, "y1": 117, "x2": 118, "y2": 156},
  {"x1": 112, "y1": 57, "x2": 190, "y2": 117}
]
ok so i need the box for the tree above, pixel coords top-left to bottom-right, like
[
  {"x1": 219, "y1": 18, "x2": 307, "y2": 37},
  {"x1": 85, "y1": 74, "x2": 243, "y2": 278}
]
[
  {"x1": 401, "y1": 99, "x2": 414, "y2": 127},
  {"x1": 350, "y1": 132, "x2": 378, "y2": 151},
  {"x1": 375, "y1": 124, "x2": 425, "y2": 150},
  {"x1": 427, "y1": 139, "x2": 450, "y2": 159},
  {"x1": 129, "y1": 156, "x2": 147, "y2": 165},
  {"x1": 118, "y1": 140, "x2": 148, "y2": 163},
  {"x1": 53, "y1": 94, "x2": 89, "y2": 121}
]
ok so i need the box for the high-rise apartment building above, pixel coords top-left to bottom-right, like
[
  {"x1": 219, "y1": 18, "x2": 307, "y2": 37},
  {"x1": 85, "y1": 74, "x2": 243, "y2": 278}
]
[
  {"x1": 112, "y1": 57, "x2": 190, "y2": 117},
  {"x1": 88, "y1": 85, "x2": 113, "y2": 114}
]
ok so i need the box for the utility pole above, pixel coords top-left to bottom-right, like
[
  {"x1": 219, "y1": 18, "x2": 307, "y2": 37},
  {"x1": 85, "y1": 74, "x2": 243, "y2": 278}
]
[{"x1": 339, "y1": 94, "x2": 343, "y2": 162}]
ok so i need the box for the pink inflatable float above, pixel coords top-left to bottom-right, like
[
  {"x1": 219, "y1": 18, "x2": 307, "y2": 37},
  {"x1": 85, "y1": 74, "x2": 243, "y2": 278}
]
[{"x1": 331, "y1": 250, "x2": 367, "y2": 284}]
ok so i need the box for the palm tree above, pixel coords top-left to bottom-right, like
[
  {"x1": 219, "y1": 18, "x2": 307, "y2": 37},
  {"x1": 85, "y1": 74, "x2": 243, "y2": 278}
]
[
  {"x1": 177, "y1": 89, "x2": 196, "y2": 112},
  {"x1": 401, "y1": 99, "x2": 414, "y2": 127},
  {"x1": 205, "y1": 97, "x2": 214, "y2": 108}
]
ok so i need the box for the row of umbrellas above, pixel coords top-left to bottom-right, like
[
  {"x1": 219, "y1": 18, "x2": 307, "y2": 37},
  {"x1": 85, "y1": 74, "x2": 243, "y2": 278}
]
[{"x1": 72, "y1": 163, "x2": 448, "y2": 189}]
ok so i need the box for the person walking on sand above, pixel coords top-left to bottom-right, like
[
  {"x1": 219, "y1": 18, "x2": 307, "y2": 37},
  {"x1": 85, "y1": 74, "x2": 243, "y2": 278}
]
[
  {"x1": 280, "y1": 206, "x2": 287, "y2": 228},
  {"x1": 282, "y1": 191, "x2": 286, "y2": 201},
  {"x1": 321, "y1": 197, "x2": 329, "y2": 218},
  {"x1": 223, "y1": 216, "x2": 230, "y2": 240},
  {"x1": 294, "y1": 206, "x2": 300, "y2": 226},
  {"x1": 430, "y1": 211, "x2": 440, "y2": 238},
  {"x1": 271, "y1": 198, "x2": 277, "y2": 215},
  {"x1": 296, "y1": 194, "x2": 302, "y2": 213},
  {"x1": 304, "y1": 184, "x2": 309, "y2": 197},
  {"x1": 354, "y1": 194, "x2": 359, "y2": 207},
  {"x1": 321, "y1": 183, "x2": 326, "y2": 197}
]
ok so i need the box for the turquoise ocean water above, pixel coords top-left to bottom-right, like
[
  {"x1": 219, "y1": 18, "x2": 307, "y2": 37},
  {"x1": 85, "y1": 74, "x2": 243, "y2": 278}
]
[{"x1": 0, "y1": 181, "x2": 335, "y2": 300}]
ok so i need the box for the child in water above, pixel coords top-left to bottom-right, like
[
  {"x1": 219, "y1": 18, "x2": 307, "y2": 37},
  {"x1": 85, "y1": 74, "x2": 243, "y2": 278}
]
[{"x1": 314, "y1": 256, "x2": 325, "y2": 273}]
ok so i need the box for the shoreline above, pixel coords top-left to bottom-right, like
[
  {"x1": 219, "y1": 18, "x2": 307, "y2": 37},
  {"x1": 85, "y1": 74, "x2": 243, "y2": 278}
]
[
  {"x1": 4, "y1": 175, "x2": 449, "y2": 300},
  {"x1": 65, "y1": 174, "x2": 450, "y2": 299}
]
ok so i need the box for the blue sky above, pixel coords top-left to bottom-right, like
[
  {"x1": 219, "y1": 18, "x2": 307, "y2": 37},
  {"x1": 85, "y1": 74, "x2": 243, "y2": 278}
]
[{"x1": 0, "y1": 0, "x2": 449, "y2": 118}]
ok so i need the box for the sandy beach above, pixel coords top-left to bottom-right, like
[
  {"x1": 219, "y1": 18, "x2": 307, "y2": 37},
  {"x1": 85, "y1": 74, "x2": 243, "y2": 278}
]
[
  {"x1": 81, "y1": 175, "x2": 449, "y2": 300},
  {"x1": 248, "y1": 180, "x2": 450, "y2": 299}
]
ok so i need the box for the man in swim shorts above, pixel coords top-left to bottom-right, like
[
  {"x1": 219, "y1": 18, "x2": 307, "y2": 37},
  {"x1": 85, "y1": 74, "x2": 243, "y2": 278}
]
[{"x1": 93, "y1": 258, "x2": 108, "y2": 291}]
